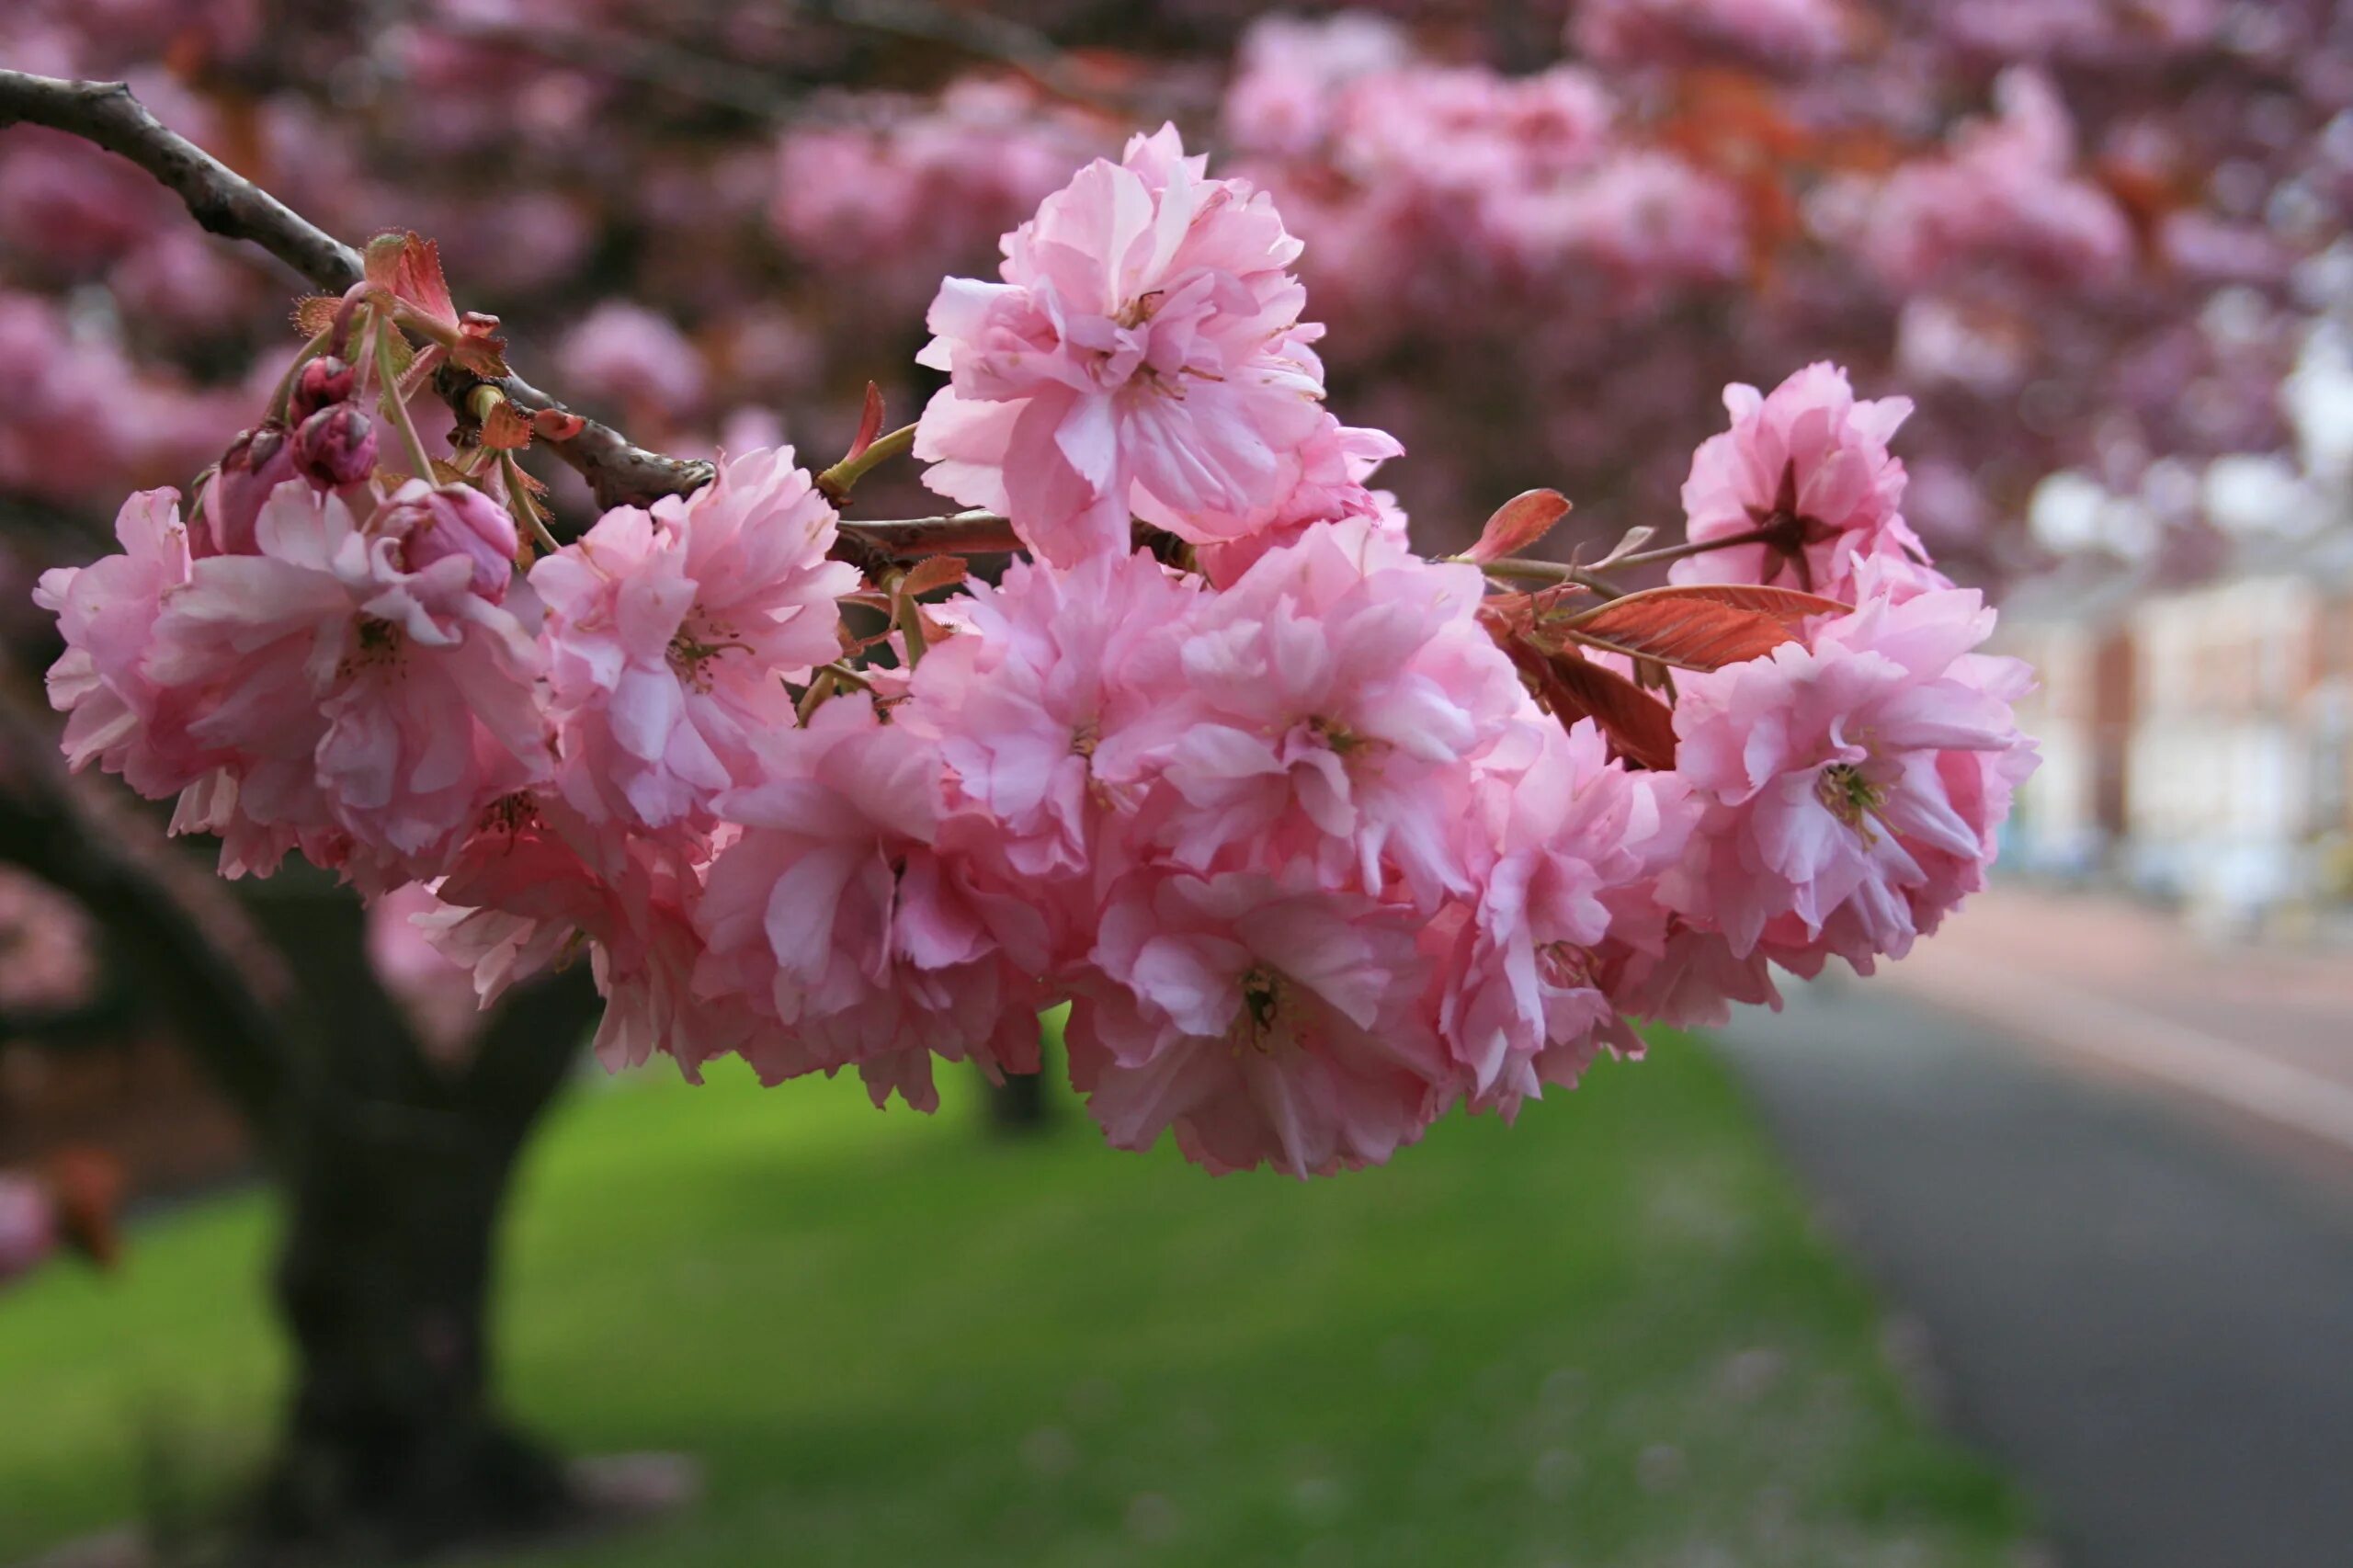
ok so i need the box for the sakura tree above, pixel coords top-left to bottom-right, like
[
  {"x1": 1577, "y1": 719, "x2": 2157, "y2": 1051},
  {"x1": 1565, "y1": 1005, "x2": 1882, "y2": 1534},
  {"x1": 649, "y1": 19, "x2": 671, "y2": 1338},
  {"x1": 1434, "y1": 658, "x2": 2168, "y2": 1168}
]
[{"x1": 4, "y1": 51, "x2": 2038, "y2": 1549}]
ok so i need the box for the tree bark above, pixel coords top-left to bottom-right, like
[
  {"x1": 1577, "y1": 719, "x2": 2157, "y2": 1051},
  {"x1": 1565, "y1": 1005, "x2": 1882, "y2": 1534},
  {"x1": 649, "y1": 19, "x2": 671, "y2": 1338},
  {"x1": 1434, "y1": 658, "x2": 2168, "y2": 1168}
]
[
  {"x1": 257, "y1": 1094, "x2": 570, "y2": 1559},
  {"x1": 244, "y1": 890, "x2": 603, "y2": 1562}
]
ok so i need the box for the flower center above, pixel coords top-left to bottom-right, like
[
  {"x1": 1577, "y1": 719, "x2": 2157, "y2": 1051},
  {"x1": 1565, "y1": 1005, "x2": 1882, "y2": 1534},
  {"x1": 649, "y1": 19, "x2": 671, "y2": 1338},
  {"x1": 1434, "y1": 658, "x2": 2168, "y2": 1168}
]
[
  {"x1": 667, "y1": 614, "x2": 755, "y2": 691},
  {"x1": 1307, "y1": 714, "x2": 1366, "y2": 756},
  {"x1": 338, "y1": 616, "x2": 404, "y2": 680},
  {"x1": 1538, "y1": 941, "x2": 1598, "y2": 992},
  {"x1": 1237, "y1": 964, "x2": 1286, "y2": 1052},
  {"x1": 1815, "y1": 762, "x2": 1885, "y2": 840}
]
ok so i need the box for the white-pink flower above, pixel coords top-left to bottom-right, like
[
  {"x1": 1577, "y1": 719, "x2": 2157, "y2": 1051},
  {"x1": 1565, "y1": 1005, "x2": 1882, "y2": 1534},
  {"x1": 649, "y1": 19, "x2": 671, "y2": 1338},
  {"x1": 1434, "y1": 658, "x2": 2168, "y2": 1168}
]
[
  {"x1": 145, "y1": 479, "x2": 547, "y2": 885},
  {"x1": 901, "y1": 548, "x2": 1199, "y2": 900},
  {"x1": 1141, "y1": 516, "x2": 1526, "y2": 905},
  {"x1": 1438, "y1": 718, "x2": 1697, "y2": 1115},
  {"x1": 1669, "y1": 362, "x2": 1927, "y2": 602},
  {"x1": 35, "y1": 488, "x2": 211, "y2": 799},
  {"x1": 427, "y1": 792, "x2": 750, "y2": 1075},
  {"x1": 1066, "y1": 863, "x2": 1449, "y2": 1177},
  {"x1": 692, "y1": 696, "x2": 1043, "y2": 1111},
  {"x1": 531, "y1": 447, "x2": 857, "y2": 831},
  {"x1": 1661, "y1": 584, "x2": 2037, "y2": 970},
  {"x1": 915, "y1": 125, "x2": 1329, "y2": 565}
]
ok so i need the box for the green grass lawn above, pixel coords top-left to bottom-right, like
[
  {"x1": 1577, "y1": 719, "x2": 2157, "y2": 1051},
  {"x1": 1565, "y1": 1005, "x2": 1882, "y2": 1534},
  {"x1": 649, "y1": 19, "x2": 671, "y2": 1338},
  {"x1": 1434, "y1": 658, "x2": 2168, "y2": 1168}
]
[{"x1": 0, "y1": 1030, "x2": 2031, "y2": 1567}]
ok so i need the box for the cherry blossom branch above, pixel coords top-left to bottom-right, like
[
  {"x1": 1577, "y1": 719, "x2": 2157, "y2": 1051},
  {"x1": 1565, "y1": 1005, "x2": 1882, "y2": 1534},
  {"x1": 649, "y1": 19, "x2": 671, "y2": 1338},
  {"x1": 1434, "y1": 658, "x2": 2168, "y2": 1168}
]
[
  {"x1": 0, "y1": 67, "x2": 711, "y2": 512},
  {"x1": 838, "y1": 509, "x2": 1023, "y2": 558},
  {"x1": 1477, "y1": 525, "x2": 1783, "y2": 596}
]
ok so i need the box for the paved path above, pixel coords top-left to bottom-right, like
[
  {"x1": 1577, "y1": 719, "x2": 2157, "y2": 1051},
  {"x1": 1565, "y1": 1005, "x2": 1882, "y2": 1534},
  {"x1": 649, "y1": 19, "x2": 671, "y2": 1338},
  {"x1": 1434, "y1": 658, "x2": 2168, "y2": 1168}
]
[{"x1": 1715, "y1": 974, "x2": 2353, "y2": 1568}]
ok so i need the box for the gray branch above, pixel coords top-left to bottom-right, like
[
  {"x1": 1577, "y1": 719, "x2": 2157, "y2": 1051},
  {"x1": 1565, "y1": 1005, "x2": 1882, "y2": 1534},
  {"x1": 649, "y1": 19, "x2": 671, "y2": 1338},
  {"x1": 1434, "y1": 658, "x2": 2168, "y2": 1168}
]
[{"x1": 0, "y1": 66, "x2": 711, "y2": 512}]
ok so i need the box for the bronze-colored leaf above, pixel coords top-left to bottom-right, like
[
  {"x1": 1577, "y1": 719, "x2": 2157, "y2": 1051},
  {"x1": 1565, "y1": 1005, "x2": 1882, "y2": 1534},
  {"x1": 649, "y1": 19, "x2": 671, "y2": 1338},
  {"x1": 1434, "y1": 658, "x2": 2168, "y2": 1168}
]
[
  {"x1": 897, "y1": 555, "x2": 968, "y2": 598},
  {"x1": 481, "y1": 400, "x2": 534, "y2": 451},
  {"x1": 290, "y1": 294, "x2": 342, "y2": 338},
  {"x1": 1467, "y1": 488, "x2": 1572, "y2": 564},
  {"x1": 847, "y1": 381, "x2": 885, "y2": 461},
  {"x1": 1538, "y1": 648, "x2": 1678, "y2": 769},
  {"x1": 1494, "y1": 632, "x2": 1677, "y2": 770},
  {"x1": 1560, "y1": 582, "x2": 1849, "y2": 670}
]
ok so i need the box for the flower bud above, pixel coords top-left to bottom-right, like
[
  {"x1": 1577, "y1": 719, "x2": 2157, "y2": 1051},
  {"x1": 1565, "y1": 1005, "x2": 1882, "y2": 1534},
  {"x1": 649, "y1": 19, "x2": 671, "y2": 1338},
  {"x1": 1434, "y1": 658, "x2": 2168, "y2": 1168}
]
[
  {"x1": 382, "y1": 483, "x2": 519, "y2": 603},
  {"x1": 290, "y1": 356, "x2": 356, "y2": 425},
  {"x1": 199, "y1": 424, "x2": 298, "y2": 557},
  {"x1": 293, "y1": 404, "x2": 378, "y2": 487}
]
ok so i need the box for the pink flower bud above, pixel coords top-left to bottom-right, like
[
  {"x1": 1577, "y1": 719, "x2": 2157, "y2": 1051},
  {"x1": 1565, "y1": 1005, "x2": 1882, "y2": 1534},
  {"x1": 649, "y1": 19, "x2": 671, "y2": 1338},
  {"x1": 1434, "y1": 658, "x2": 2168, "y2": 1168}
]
[
  {"x1": 292, "y1": 404, "x2": 378, "y2": 487},
  {"x1": 383, "y1": 483, "x2": 519, "y2": 603},
  {"x1": 290, "y1": 356, "x2": 357, "y2": 425},
  {"x1": 199, "y1": 425, "x2": 298, "y2": 556}
]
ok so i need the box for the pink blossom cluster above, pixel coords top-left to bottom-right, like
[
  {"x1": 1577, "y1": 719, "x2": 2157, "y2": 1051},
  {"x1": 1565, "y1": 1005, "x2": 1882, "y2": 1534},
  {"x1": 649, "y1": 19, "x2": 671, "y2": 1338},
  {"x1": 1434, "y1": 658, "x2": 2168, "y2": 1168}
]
[
  {"x1": 1854, "y1": 68, "x2": 2136, "y2": 293},
  {"x1": 771, "y1": 82, "x2": 1108, "y2": 316},
  {"x1": 38, "y1": 129, "x2": 2033, "y2": 1178}
]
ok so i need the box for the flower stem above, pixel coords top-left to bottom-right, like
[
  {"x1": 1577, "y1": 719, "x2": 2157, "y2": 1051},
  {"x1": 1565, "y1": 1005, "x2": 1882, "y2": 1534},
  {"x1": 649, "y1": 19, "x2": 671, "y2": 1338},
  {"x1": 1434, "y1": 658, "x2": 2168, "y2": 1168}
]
[
  {"x1": 374, "y1": 327, "x2": 439, "y2": 482},
  {"x1": 816, "y1": 422, "x2": 918, "y2": 503}
]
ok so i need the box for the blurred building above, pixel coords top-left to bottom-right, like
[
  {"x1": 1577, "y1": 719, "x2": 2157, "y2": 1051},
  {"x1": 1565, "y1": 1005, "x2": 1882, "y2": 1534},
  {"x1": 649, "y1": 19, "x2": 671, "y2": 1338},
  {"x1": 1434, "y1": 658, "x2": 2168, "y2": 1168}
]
[{"x1": 2000, "y1": 529, "x2": 2353, "y2": 930}]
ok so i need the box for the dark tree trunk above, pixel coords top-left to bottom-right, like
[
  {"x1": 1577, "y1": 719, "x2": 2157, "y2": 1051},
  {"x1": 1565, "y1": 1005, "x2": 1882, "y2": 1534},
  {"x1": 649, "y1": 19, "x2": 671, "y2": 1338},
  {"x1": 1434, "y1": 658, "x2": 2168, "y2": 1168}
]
[
  {"x1": 983, "y1": 1029, "x2": 1055, "y2": 1135},
  {"x1": 237, "y1": 892, "x2": 604, "y2": 1563},
  {"x1": 256, "y1": 1098, "x2": 572, "y2": 1560}
]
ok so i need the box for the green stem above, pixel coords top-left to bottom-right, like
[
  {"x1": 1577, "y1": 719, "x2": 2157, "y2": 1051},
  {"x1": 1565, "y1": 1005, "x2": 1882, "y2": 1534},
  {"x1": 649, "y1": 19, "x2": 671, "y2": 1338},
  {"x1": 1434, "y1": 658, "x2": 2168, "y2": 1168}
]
[
  {"x1": 374, "y1": 328, "x2": 438, "y2": 483},
  {"x1": 816, "y1": 423, "x2": 918, "y2": 503}
]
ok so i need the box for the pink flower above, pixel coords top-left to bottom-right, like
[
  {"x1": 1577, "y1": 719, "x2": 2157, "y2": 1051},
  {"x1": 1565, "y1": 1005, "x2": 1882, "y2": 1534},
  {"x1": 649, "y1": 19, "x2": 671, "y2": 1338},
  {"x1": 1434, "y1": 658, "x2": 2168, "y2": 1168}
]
[
  {"x1": 1190, "y1": 415, "x2": 1407, "y2": 587},
  {"x1": 531, "y1": 447, "x2": 857, "y2": 830},
  {"x1": 1661, "y1": 585, "x2": 2037, "y2": 971},
  {"x1": 0, "y1": 868, "x2": 100, "y2": 1017},
  {"x1": 692, "y1": 697, "x2": 1043, "y2": 1110},
  {"x1": 147, "y1": 480, "x2": 548, "y2": 884},
  {"x1": 0, "y1": 1175, "x2": 56, "y2": 1288},
  {"x1": 915, "y1": 125, "x2": 1329, "y2": 565},
  {"x1": 1438, "y1": 719, "x2": 1696, "y2": 1115},
  {"x1": 557, "y1": 302, "x2": 708, "y2": 424},
  {"x1": 35, "y1": 488, "x2": 212, "y2": 799},
  {"x1": 381, "y1": 482, "x2": 518, "y2": 604},
  {"x1": 428, "y1": 796, "x2": 746, "y2": 1074},
  {"x1": 1862, "y1": 69, "x2": 2133, "y2": 292},
  {"x1": 367, "y1": 881, "x2": 486, "y2": 1064},
  {"x1": 1669, "y1": 362, "x2": 1926, "y2": 602},
  {"x1": 199, "y1": 425, "x2": 301, "y2": 558},
  {"x1": 1065, "y1": 864, "x2": 1449, "y2": 1177},
  {"x1": 1140, "y1": 517, "x2": 1526, "y2": 905},
  {"x1": 901, "y1": 548, "x2": 1199, "y2": 903}
]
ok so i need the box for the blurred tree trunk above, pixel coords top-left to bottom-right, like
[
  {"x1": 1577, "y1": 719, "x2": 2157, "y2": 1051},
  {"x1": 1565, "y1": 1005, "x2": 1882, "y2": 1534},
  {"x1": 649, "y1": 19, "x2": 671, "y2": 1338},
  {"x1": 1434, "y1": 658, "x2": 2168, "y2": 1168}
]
[
  {"x1": 259, "y1": 1074, "x2": 570, "y2": 1554},
  {"x1": 248, "y1": 892, "x2": 600, "y2": 1560},
  {"x1": 2, "y1": 689, "x2": 606, "y2": 1562}
]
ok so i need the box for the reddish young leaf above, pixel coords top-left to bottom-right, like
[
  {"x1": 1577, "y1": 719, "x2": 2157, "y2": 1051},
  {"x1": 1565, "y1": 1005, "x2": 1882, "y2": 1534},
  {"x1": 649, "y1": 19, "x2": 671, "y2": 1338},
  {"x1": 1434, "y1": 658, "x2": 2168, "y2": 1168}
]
[
  {"x1": 1539, "y1": 648, "x2": 1679, "y2": 769},
  {"x1": 846, "y1": 381, "x2": 886, "y2": 462},
  {"x1": 290, "y1": 294, "x2": 342, "y2": 338},
  {"x1": 897, "y1": 555, "x2": 969, "y2": 598},
  {"x1": 480, "y1": 400, "x2": 533, "y2": 451},
  {"x1": 1560, "y1": 582, "x2": 1850, "y2": 670},
  {"x1": 1493, "y1": 632, "x2": 1678, "y2": 770},
  {"x1": 364, "y1": 231, "x2": 458, "y2": 333},
  {"x1": 1467, "y1": 488, "x2": 1572, "y2": 564},
  {"x1": 1564, "y1": 598, "x2": 1794, "y2": 671},
  {"x1": 532, "y1": 408, "x2": 587, "y2": 442}
]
